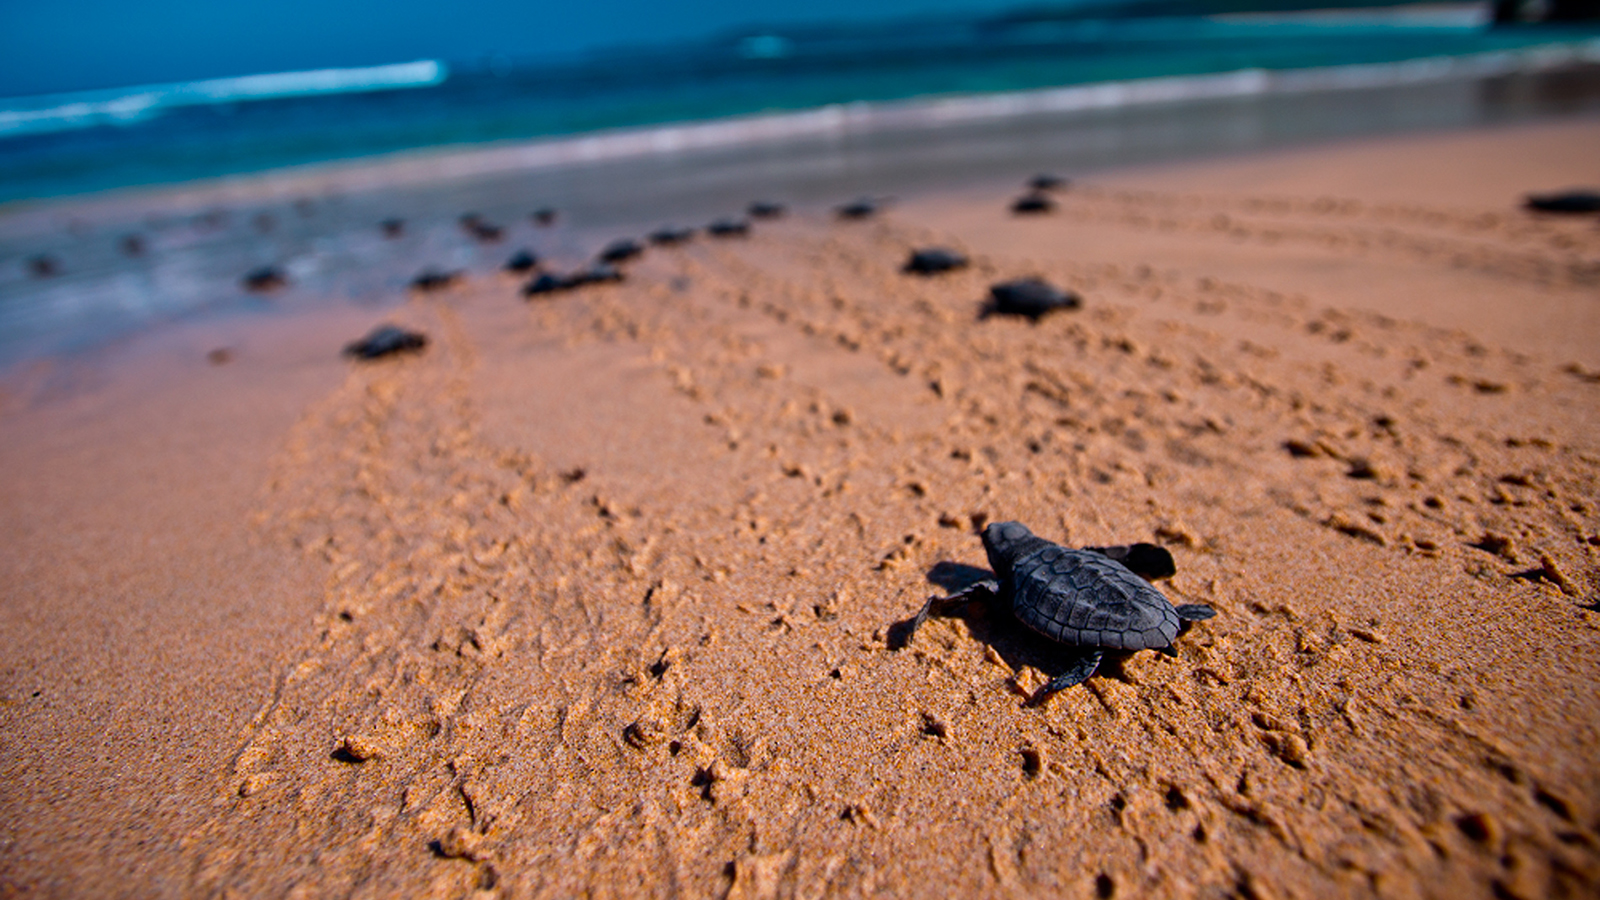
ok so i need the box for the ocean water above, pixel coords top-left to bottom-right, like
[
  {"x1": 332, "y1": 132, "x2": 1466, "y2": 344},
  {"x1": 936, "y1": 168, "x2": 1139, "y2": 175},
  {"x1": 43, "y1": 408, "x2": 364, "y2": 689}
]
[
  {"x1": 3, "y1": 7, "x2": 1600, "y2": 368},
  {"x1": 4, "y1": 8, "x2": 1600, "y2": 202}
]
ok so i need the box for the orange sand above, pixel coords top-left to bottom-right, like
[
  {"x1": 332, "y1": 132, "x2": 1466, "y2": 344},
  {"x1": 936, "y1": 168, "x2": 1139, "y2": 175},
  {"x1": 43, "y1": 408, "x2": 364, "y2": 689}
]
[{"x1": 2, "y1": 118, "x2": 1598, "y2": 899}]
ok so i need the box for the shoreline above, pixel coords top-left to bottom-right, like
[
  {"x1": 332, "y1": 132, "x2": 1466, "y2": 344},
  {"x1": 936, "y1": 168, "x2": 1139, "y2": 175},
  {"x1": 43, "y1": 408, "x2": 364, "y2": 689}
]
[
  {"x1": 2, "y1": 116, "x2": 1599, "y2": 898},
  {"x1": 5, "y1": 37, "x2": 1600, "y2": 217},
  {"x1": 5, "y1": 60, "x2": 1600, "y2": 372}
]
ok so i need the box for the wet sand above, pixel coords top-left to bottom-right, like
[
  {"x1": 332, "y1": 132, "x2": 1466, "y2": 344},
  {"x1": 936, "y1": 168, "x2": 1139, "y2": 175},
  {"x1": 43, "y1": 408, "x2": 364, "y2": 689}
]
[{"x1": 2, "y1": 117, "x2": 1598, "y2": 898}]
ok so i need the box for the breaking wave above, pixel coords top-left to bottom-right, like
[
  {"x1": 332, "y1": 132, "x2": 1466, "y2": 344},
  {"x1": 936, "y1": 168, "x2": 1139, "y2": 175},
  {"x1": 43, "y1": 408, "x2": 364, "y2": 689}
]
[{"x1": 0, "y1": 60, "x2": 447, "y2": 138}]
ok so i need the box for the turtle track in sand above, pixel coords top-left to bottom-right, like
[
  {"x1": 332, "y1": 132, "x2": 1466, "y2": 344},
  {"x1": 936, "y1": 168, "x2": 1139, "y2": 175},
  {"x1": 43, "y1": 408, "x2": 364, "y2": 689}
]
[{"x1": 184, "y1": 195, "x2": 1598, "y2": 898}]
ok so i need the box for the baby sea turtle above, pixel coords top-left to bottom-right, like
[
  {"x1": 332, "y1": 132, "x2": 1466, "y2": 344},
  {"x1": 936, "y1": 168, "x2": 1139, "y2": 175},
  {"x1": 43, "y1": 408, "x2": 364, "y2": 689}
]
[
  {"x1": 903, "y1": 247, "x2": 969, "y2": 275},
  {"x1": 521, "y1": 272, "x2": 568, "y2": 297},
  {"x1": 1011, "y1": 192, "x2": 1056, "y2": 215},
  {"x1": 343, "y1": 324, "x2": 427, "y2": 360},
  {"x1": 241, "y1": 265, "x2": 287, "y2": 292},
  {"x1": 503, "y1": 249, "x2": 540, "y2": 273},
  {"x1": 748, "y1": 201, "x2": 786, "y2": 219},
  {"x1": 1028, "y1": 173, "x2": 1069, "y2": 192},
  {"x1": 521, "y1": 263, "x2": 624, "y2": 298},
  {"x1": 836, "y1": 198, "x2": 882, "y2": 220},
  {"x1": 27, "y1": 254, "x2": 61, "y2": 278},
  {"x1": 532, "y1": 208, "x2": 559, "y2": 226},
  {"x1": 1524, "y1": 190, "x2": 1600, "y2": 214},
  {"x1": 410, "y1": 269, "x2": 463, "y2": 292},
  {"x1": 910, "y1": 521, "x2": 1214, "y2": 698},
  {"x1": 570, "y1": 262, "x2": 624, "y2": 285},
  {"x1": 598, "y1": 238, "x2": 644, "y2": 264},
  {"x1": 649, "y1": 226, "x2": 696, "y2": 246},
  {"x1": 380, "y1": 217, "x2": 406, "y2": 239},
  {"x1": 707, "y1": 217, "x2": 750, "y2": 237},
  {"x1": 457, "y1": 213, "x2": 504, "y2": 243},
  {"x1": 986, "y1": 278, "x2": 1080, "y2": 320}
]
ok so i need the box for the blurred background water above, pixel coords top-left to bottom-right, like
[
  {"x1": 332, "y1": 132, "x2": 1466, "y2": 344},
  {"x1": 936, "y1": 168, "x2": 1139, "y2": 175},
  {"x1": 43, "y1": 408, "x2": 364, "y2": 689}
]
[
  {"x1": 2, "y1": 1, "x2": 1599, "y2": 368},
  {"x1": 4, "y1": 3, "x2": 1598, "y2": 202}
]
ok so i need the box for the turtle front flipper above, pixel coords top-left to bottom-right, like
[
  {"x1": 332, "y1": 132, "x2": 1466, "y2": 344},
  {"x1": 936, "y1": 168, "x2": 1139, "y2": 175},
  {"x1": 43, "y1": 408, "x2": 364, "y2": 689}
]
[
  {"x1": 1034, "y1": 648, "x2": 1104, "y2": 701},
  {"x1": 1084, "y1": 543, "x2": 1176, "y2": 581},
  {"x1": 1174, "y1": 604, "x2": 1216, "y2": 621}
]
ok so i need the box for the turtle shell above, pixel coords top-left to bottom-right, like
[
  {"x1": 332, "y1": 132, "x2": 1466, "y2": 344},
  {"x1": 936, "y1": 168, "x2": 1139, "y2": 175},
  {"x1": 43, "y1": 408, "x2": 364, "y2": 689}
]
[{"x1": 984, "y1": 522, "x2": 1179, "y2": 651}]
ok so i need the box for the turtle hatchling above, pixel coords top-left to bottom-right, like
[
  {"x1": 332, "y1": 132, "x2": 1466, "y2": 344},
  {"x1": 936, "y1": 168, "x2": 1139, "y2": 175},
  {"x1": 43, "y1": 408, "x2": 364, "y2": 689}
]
[
  {"x1": 706, "y1": 217, "x2": 751, "y2": 237},
  {"x1": 598, "y1": 238, "x2": 644, "y2": 264},
  {"x1": 342, "y1": 324, "x2": 427, "y2": 360},
  {"x1": 1011, "y1": 192, "x2": 1056, "y2": 215},
  {"x1": 909, "y1": 521, "x2": 1214, "y2": 699},
  {"x1": 903, "y1": 247, "x2": 968, "y2": 275},
  {"x1": 986, "y1": 278, "x2": 1080, "y2": 320}
]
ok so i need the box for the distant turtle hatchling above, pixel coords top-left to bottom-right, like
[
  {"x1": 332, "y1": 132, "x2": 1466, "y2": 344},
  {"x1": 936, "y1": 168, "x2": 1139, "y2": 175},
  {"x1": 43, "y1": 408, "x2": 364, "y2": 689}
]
[
  {"x1": 747, "y1": 200, "x2": 786, "y2": 219},
  {"x1": 835, "y1": 197, "x2": 883, "y2": 220},
  {"x1": 1011, "y1": 192, "x2": 1056, "y2": 214},
  {"x1": 903, "y1": 247, "x2": 969, "y2": 275},
  {"x1": 342, "y1": 324, "x2": 427, "y2": 360},
  {"x1": 598, "y1": 238, "x2": 645, "y2": 264},
  {"x1": 706, "y1": 217, "x2": 751, "y2": 237},
  {"x1": 985, "y1": 278, "x2": 1080, "y2": 320},
  {"x1": 503, "y1": 249, "x2": 540, "y2": 273},
  {"x1": 1524, "y1": 189, "x2": 1600, "y2": 214},
  {"x1": 410, "y1": 268, "x2": 463, "y2": 292},
  {"x1": 908, "y1": 521, "x2": 1214, "y2": 699},
  {"x1": 649, "y1": 226, "x2": 696, "y2": 246}
]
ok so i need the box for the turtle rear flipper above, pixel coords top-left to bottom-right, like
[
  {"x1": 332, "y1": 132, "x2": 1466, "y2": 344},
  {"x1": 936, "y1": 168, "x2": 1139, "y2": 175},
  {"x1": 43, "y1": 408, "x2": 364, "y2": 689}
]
[
  {"x1": 1174, "y1": 604, "x2": 1216, "y2": 621},
  {"x1": 1034, "y1": 649, "x2": 1104, "y2": 702}
]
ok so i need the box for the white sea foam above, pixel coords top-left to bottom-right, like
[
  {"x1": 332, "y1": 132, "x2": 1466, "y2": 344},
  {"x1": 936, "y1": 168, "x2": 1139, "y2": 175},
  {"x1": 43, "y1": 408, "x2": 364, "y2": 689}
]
[
  {"x1": 0, "y1": 60, "x2": 446, "y2": 138},
  {"x1": 324, "y1": 36, "x2": 1600, "y2": 191}
]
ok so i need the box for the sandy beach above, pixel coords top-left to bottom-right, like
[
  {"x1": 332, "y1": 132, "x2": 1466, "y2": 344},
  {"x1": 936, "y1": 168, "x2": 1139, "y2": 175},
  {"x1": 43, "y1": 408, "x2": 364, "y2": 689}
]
[{"x1": 2, "y1": 116, "x2": 1598, "y2": 898}]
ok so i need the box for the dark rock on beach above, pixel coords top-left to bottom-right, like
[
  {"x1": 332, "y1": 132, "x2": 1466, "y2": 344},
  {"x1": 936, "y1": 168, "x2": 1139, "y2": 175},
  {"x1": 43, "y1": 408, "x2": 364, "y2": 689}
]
[
  {"x1": 342, "y1": 325, "x2": 428, "y2": 360},
  {"x1": 904, "y1": 247, "x2": 969, "y2": 275},
  {"x1": 531, "y1": 208, "x2": 559, "y2": 226},
  {"x1": 985, "y1": 278, "x2": 1081, "y2": 321},
  {"x1": 1028, "y1": 173, "x2": 1069, "y2": 192}
]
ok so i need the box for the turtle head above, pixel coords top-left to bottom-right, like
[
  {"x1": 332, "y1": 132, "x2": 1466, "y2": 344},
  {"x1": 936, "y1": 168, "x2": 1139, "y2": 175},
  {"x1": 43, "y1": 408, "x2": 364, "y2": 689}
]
[{"x1": 980, "y1": 521, "x2": 1035, "y2": 579}]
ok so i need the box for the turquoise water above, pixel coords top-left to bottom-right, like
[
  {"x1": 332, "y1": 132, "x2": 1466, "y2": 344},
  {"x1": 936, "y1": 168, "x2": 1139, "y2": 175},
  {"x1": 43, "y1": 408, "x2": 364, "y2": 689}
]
[
  {"x1": 3, "y1": 10, "x2": 1599, "y2": 203},
  {"x1": 4, "y1": 8, "x2": 1600, "y2": 370}
]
